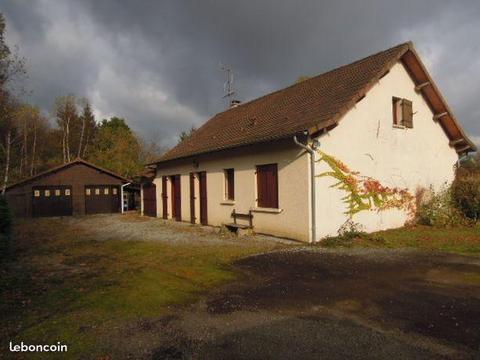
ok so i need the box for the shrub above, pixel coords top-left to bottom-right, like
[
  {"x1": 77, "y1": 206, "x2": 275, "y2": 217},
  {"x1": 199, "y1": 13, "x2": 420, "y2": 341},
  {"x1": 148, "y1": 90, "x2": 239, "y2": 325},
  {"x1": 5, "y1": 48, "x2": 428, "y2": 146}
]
[
  {"x1": 0, "y1": 195, "x2": 12, "y2": 259},
  {"x1": 416, "y1": 186, "x2": 469, "y2": 227},
  {"x1": 0, "y1": 195, "x2": 11, "y2": 235},
  {"x1": 452, "y1": 168, "x2": 480, "y2": 221},
  {"x1": 337, "y1": 219, "x2": 365, "y2": 240}
]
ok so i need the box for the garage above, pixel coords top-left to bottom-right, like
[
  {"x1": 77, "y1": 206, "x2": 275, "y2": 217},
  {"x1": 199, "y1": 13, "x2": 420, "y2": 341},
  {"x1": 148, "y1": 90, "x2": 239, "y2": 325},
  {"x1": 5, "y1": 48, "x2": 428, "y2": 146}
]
[
  {"x1": 32, "y1": 185, "x2": 73, "y2": 217},
  {"x1": 85, "y1": 185, "x2": 121, "y2": 214},
  {"x1": 5, "y1": 159, "x2": 129, "y2": 217}
]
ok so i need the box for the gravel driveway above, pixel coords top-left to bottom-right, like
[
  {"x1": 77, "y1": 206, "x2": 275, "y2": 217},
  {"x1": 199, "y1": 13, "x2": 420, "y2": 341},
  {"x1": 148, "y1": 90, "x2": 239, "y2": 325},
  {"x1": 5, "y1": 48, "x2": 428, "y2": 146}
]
[{"x1": 63, "y1": 213, "x2": 293, "y2": 246}]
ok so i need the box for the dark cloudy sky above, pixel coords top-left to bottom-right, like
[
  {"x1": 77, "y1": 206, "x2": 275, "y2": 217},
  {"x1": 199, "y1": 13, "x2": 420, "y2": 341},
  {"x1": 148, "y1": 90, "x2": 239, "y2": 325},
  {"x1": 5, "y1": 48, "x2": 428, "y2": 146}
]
[{"x1": 2, "y1": 0, "x2": 480, "y2": 147}]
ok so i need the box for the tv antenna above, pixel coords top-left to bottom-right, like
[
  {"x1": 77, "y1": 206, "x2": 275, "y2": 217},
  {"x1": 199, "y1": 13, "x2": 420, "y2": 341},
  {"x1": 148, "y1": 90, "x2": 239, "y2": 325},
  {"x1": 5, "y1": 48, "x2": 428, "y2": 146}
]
[{"x1": 220, "y1": 63, "x2": 236, "y2": 107}]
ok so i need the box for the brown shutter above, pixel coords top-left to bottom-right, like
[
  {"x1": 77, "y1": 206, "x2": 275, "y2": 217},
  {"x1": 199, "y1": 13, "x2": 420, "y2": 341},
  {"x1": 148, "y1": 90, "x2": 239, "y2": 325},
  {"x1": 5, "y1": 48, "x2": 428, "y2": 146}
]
[
  {"x1": 257, "y1": 164, "x2": 278, "y2": 208},
  {"x1": 256, "y1": 166, "x2": 266, "y2": 207},
  {"x1": 162, "y1": 176, "x2": 168, "y2": 219},
  {"x1": 402, "y1": 99, "x2": 413, "y2": 128},
  {"x1": 267, "y1": 164, "x2": 278, "y2": 208},
  {"x1": 189, "y1": 173, "x2": 195, "y2": 223}
]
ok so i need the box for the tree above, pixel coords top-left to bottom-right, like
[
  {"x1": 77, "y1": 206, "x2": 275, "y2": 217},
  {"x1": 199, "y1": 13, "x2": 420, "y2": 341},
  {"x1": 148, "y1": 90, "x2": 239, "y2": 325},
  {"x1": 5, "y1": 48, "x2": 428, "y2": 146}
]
[
  {"x1": 0, "y1": 94, "x2": 20, "y2": 193},
  {"x1": 88, "y1": 117, "x2": 143, "y2": 178},
  {"x1": 0, "y1": 13, "x2": 25, "y2": 193},
  {"x1": 178, "y1": 126, "x2": 196, "y2": 144},
  {"x1": 78, "y1": 98, "x2": 96, "y2": 158},
  {"x1": 54, "y1": 95, "x2": 78, "y2": 163}
]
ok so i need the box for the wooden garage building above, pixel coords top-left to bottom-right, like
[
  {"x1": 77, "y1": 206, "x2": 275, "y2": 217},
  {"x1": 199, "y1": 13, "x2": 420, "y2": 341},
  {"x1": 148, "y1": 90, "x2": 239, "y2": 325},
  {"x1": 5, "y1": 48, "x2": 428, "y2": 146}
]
[{"x1": 5, "y1": 158, "x2": 130, "y2": 217}]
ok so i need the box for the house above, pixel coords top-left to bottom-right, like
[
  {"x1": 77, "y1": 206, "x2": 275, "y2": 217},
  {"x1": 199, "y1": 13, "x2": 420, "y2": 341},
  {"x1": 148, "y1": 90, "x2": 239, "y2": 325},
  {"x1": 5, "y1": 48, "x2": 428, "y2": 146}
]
[
  {"x1": 5, "y1": 158, "x2": 130, "y2": 217},
  {"x1": 146, "y1": 42, "x2": 476, "y2": 242}
]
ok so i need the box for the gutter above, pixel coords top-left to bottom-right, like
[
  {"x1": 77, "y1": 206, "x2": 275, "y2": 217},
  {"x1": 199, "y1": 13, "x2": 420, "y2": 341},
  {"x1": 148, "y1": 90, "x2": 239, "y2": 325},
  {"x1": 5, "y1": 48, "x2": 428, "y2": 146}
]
[
  {"x1": 293, "y1": 134, "x2": 317, "y2": 243},
  {"x1": 121, "y1": 182, "x2": 131, "y2": 213}
]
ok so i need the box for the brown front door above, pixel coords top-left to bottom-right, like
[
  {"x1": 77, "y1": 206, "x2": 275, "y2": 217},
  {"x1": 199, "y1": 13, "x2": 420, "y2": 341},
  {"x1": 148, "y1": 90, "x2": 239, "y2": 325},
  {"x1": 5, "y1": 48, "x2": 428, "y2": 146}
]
[
  {"x1": 161, "y1": 176, "x2": 168, "y2": 219},
  {"x1": 171, "y1": 175, "x2": 181, "y2": 221},
  {"x1": 189, "y1": 173, "x2": 195, "y2": 224},
  {"x1": 198, "y1": 171, "x2": 207, "y2": 225},
  {"x1": 143, "y1": 183, "x2": 156, "y2": 217}
]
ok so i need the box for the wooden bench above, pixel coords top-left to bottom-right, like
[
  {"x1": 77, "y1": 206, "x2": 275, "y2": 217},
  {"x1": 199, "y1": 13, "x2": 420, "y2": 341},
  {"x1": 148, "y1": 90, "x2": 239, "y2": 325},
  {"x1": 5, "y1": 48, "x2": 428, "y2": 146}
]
[{"x1": 225, "y1": 209, "x2": 254, "y2": 235}]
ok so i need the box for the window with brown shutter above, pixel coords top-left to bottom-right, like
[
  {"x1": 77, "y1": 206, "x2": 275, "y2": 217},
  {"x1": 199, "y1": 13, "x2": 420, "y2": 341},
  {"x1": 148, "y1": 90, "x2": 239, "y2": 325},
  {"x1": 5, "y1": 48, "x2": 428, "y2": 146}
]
[
  {"x1": 256, "y1": 164, "x2": 278, "y2": 208},
  {"x1": 392, "y1": 97, "x2": 413, "y2": 128},
  {"x1": 224, "y1": 168, "x2": 235, "y2": 200}
]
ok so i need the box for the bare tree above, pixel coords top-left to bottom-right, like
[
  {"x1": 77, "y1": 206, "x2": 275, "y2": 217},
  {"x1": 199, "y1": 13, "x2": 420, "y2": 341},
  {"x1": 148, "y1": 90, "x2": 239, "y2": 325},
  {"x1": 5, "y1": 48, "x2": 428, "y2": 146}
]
[
  {"x1": 0, "y1": 13, "x2": 26, "y2": 191},
  {"x1": 0, "y1": 95, "x2": 19, "y2": 194},
  {"x1": 54, "y1": 95, "x2": 78, "y2": 163}
]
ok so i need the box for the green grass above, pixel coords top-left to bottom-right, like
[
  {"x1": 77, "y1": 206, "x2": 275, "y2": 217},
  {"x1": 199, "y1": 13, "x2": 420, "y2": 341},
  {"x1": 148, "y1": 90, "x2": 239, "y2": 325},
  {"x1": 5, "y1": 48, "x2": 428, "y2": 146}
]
[
  {"x1": 320, "y1": 224, "x2": 480, "y2": 255},
  {"x1": 0, "y1": 217, "x2": 288, "y2": 358}
]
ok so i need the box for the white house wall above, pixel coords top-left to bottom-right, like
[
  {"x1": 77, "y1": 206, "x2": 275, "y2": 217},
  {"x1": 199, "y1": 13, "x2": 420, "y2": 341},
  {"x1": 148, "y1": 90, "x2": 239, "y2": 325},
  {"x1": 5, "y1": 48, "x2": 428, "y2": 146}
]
[
  {"x1": 315, "y1": 61, "x2": 459, "y2": 240},
  {"x1": 153, "y1": 142, "x2": 311, "y2": 242}
]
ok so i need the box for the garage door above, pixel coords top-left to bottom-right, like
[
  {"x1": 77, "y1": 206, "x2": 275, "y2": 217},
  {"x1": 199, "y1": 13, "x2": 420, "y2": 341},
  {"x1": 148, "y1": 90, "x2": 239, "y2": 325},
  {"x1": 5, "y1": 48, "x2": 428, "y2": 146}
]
[
  {"x1": 32, "y1": 186, "x2": 73, "y2": 217},
  {"x1": 85, "y1": 185, "x2": 121, "y2": 214},
  {"x1": 143, "y1": 183, "x2": 156, "y2": 217}
]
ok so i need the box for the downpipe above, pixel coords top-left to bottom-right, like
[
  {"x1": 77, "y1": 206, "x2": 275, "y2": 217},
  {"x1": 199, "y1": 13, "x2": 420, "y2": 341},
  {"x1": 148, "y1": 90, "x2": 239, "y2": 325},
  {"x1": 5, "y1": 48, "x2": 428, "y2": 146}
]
[{"x1": 293, "y1": 135, "x2": 317, "y2": 243}]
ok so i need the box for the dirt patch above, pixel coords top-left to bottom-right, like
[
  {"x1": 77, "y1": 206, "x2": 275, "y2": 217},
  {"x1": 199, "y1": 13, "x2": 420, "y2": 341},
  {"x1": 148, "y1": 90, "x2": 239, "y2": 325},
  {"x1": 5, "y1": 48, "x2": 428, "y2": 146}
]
[{"x1": 193, "y1": 248, "x2": 480, "y2": 358}]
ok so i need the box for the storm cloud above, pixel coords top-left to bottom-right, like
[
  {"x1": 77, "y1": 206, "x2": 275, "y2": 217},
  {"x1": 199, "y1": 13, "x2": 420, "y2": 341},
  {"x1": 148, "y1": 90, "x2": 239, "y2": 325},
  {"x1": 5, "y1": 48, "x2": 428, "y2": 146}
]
[{"x1": 2, "y1": 0, "x2": 480, "y2": 147}]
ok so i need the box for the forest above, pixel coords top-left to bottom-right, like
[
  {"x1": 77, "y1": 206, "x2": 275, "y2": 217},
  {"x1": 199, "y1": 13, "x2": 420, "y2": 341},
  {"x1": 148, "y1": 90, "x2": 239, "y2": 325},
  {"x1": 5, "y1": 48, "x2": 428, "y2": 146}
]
[{"x1": 0, "y1": 13, "x2": 163, "y2": 193}]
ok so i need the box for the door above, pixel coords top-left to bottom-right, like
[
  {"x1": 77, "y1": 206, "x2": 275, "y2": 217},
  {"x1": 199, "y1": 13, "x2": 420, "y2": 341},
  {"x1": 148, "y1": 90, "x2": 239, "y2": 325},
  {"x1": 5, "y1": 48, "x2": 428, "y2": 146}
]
[
  {"x1": 32, "y1": 186, "x2": 72, "y2": 217},
  {"x1": 143, "y1": 182, "x2": 157, "y2": 217},
  {"x1": 85, "y1": 185, "x2": 121, "y2": 214},
  {"x1": 161, "y1": 176, "x2": 168, "y2": 219},
  {"x1": 189, "y1": 173, "x2": 195, "y2": 223},
  {"x1": 198, "y1": 171, "x2": 208, "y2": 225},
  {"x1": 171, "y1": 175, "x2": 181, "y2": 221}
]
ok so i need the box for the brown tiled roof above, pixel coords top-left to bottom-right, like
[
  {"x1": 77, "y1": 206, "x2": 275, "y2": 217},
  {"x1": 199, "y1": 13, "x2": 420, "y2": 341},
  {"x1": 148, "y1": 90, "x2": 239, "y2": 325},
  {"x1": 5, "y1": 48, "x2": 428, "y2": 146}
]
[{"x1": 155, "y1": 42, "x2": 475, "y2": 164}]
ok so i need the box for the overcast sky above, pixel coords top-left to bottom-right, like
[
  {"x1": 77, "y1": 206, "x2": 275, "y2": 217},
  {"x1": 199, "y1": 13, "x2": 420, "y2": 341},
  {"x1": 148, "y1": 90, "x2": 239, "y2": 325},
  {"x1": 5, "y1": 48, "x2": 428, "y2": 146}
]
[{"x1": 2, "y1": 0, "x2": 480, "y2": 147}]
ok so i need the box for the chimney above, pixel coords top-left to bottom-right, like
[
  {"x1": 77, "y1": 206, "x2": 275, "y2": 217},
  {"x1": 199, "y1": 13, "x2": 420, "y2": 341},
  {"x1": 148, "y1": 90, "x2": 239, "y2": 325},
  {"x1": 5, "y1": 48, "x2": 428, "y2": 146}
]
[{"x1": 230, "y1": 99, "x2": 241, "y2": 108}]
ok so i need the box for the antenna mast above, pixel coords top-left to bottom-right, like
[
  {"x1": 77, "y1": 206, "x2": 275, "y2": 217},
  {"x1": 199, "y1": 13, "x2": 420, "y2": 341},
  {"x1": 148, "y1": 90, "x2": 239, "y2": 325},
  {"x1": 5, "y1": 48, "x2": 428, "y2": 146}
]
[{"x1": 220, "y1": 63, "x2": 236, "y2": 108}]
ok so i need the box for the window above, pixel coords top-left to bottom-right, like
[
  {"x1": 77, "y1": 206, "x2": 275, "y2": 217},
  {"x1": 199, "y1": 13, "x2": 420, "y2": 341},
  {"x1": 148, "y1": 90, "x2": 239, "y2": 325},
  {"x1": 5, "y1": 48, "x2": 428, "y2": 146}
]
[
  {"x1": 34, "y1": 190, "x2": 40, "y2": 197},
  {"x1": 86, "y1": 188, "x2": 91, "y2": 196},
  {"x1": 95, "y1": 188, "x2": 100, "y2": 195},
  {"x1": 256, "y1": 164, "x2": 278, "y2": 208},
  {"x1": 104, "y1": 188, "x2": 109, "y2": 195},
  {"x1": 112, "y1": 188, "x2": 117, "y2": 195},
  {"x1": 65, "y1": 189, "x2": 71, "y2": 196},
  {"x1": 45, "y1": 190, "x2": 50, "y2": 197},
  {"x1": 224, "y1": 168, "x2": 235, "y2": 200},
  {"x1": 392, "y1": 97, "x2": 413, "y2": 128},
  {"x1": 55, "y1": 189, "x2": 61, "y2": 196}
]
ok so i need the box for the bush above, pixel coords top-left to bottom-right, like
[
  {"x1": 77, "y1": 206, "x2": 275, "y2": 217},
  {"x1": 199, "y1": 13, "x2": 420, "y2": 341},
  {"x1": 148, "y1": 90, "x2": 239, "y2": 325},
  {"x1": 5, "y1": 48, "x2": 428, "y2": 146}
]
[
  {"x1": 416, "y1": 186, "x2": 469, "y2": 227},
  {"x1": 0, "y1": 195, "x2": 12, "y2": 258},
  {"x1": 0, "y1": 195, "x2": 11, "y2": 235},
  {"x1": 337, "y1": 219, "x2": 365, "y2": 240},
  {"x1": 452, "y1": 168, "x2": 480, "y2": 221}
]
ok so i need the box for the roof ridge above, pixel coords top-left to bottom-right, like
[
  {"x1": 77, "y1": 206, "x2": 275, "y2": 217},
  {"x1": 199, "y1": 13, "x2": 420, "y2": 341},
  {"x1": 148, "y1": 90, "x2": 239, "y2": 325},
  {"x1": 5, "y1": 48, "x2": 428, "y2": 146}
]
[
  {"x1": 212, "y1": 42, "x2": 411, "y2": 117},
  {"x1": 159, "y1": 42, "x2": 411, "y2": 161}
]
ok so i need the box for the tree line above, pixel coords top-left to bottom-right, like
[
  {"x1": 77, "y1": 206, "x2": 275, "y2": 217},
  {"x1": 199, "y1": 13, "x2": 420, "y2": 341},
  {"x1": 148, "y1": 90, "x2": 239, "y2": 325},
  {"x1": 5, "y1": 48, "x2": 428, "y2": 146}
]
[{"x1": 0, "y1": 13, "x2": 163, "y2": 193}]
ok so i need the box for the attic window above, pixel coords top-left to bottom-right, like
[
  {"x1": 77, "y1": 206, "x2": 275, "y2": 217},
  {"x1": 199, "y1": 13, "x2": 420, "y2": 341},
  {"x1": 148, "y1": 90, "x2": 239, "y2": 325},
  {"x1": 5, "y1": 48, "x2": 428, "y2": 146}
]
[{"x1": 392, "y1": 97, "x2": 413, "y2": 128}]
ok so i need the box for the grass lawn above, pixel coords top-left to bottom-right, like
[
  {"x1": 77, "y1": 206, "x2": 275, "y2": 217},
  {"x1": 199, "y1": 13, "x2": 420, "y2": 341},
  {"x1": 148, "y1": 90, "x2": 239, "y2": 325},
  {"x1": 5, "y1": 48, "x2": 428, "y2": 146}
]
[
  {"x1": 0, "y1": 216, "x2": 290, "y2": 359},
  {"x1": 320, "y1": 224, "x2": 480, "y2": 255}
]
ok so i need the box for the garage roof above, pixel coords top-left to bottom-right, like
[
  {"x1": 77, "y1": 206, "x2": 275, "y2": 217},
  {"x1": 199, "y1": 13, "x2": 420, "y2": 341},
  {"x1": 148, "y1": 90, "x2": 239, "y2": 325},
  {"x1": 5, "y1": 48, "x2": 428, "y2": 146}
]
[
  {"x1": 153, "y1": 42, "x2": 476, "y2": 164},
  {"x1": 5, "y1": 158, "x2": 130, "y2": 191}
]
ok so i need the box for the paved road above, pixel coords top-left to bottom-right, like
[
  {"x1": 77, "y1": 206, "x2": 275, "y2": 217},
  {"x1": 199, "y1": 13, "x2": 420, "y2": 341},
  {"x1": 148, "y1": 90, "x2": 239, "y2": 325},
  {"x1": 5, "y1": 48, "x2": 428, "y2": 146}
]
[{"x1": 150, "y1": 248, "x2": 480, "y2": 359}]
